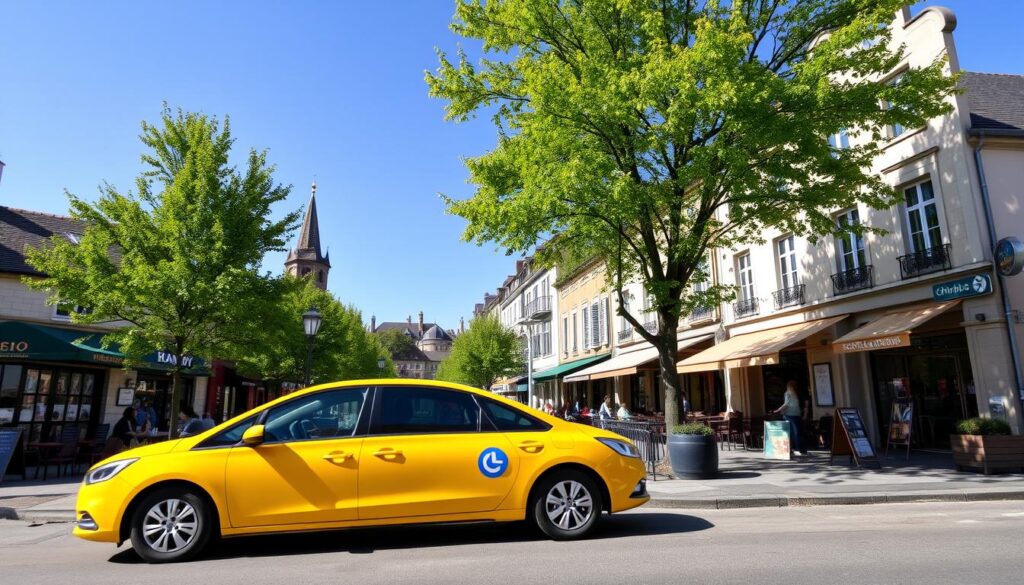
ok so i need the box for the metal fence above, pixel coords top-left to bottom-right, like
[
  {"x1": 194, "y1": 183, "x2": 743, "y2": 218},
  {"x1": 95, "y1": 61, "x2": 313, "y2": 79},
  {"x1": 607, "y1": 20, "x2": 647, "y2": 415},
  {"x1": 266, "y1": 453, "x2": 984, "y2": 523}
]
[{"x1": 594, "y1": 419, "x2": 668, "y2": 480}]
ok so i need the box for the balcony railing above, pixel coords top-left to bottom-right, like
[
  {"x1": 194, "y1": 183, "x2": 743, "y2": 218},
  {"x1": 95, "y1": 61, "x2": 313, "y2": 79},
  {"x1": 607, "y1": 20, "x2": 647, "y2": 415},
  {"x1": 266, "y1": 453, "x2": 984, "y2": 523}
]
[
  {"x1": 831, "y1": 265, "x2": 874, "y2": 295},
  {"x1": 898, "y1": 243, "x2": 951, "y2": 279},
  {"x1": 733, "y1": 297, "x2": 759, "y2": 318},
  {"x1": 688, "y1": 306, "x2": 714, "y2": 324},
  {"x1": 772, "y1": 284, "x2": 806, "y2": 310},
  {"x1": 523, "y1": 295, "x2": 552, "y2": 320},
  {"x1": 643, "y1": 320, "x2": 658, "y2": 334},
  {"x1": 617, "y1": 327, "x2": 633, "y2": 342}
]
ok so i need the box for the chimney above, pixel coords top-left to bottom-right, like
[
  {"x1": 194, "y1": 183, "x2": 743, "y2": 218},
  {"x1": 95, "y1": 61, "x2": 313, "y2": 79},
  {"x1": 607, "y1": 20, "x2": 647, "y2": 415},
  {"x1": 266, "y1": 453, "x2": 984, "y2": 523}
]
[
  {"x1": 460, "y1": 317, "x2": 465, "y2": 334},
  {"x1": 418, "y1": 311, "x2": 425, "y2": 335},
  {"x1": 0, "y1": 159, "x2": 5, "y2": 185},
  {"x1": 370, "y1": 315, "x2": 376, "y2": 332}
]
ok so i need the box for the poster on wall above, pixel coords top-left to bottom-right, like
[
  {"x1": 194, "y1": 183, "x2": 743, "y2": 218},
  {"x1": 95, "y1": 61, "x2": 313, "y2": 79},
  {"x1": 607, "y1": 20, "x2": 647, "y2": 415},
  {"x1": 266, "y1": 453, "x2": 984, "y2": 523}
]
[
  {"x1": 813, "y1": 363, "x2": 835, "y2": 407},
  {"x1": 885, "y1": 400, "x2": 914, "y2": 461},
  {"x1": 116, "y1": 387, "x2": 135, "y2": 407}
]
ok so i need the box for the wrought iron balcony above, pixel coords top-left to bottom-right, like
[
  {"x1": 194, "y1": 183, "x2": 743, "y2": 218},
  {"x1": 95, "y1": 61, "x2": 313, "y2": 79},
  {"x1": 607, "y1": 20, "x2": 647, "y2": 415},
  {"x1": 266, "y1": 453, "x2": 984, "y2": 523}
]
[
  {"x1": 523, "y1": 295, "x2": 552, "y2": 320},
  {"x1": 772, "y1": 284, "x2": 806, "y2": 310},
  {"x1": 643, "y1": 320, "x2": 658, "y2": 334},
  {"x1": 831, "y1": 265, "x2": 874, "y2": 295},
  {"x1": 617, "y1": 327, "x2": 633, "y2": 342},
  {"x1": 688, "y1": 306, "x2": 714, "y2": 324},
  {"x1": 898, "y1": 244, "x2": 951, "y2": 279},
  {"x1": 733, "y1": 297, "x2": 759, "y2": 318}
]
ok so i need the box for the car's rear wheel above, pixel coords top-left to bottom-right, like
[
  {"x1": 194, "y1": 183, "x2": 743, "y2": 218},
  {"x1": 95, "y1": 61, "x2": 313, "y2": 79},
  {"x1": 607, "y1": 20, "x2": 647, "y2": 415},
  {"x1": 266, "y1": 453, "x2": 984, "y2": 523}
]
[
  {"x1": 129, "y1": 487, "x2": 212, "y2": 563},
  {"x1": 531, "y1": 470, "x2": 602, "y2": 540}
]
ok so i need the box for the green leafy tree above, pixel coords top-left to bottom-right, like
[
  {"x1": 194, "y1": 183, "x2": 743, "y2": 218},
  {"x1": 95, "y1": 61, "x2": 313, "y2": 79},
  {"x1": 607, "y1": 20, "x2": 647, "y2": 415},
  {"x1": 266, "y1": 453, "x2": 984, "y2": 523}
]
[
  {"x1": 25, "y1": 106, "x2": 299, "y2": 437},
  {"x1": 436, "y1": 315, "x2": 523, "y2": 389},
  {"x1": 232, "y1": 277, "x2": 395, "y2": 387},
  {"x1": 428, "y1": 0, "x2": 957, "y2": 429},
  {"x1": 375, "y1": 328, "x2": 417, "y2": 358}
]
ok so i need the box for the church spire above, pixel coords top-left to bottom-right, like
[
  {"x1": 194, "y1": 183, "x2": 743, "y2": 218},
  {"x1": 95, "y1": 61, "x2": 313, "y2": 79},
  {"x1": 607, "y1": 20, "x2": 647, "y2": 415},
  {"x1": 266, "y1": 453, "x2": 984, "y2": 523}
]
[{"x1": 284, "y1": 179, "x2": 331, "y2": 289}]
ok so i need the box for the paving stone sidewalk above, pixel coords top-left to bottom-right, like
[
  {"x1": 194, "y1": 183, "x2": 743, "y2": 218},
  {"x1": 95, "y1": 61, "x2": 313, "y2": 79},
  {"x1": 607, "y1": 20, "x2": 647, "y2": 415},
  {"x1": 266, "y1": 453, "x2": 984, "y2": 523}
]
[{"x1": 3, "y1": 449, "x2": 1024, "y2": 522}]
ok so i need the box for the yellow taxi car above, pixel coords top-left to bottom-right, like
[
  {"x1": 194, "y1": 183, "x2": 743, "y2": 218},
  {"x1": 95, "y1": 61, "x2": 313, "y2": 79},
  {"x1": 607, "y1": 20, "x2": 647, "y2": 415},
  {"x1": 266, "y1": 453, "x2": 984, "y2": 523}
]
[{"x1": 74, "y1": 379, "x2": 649, "y2": 562}]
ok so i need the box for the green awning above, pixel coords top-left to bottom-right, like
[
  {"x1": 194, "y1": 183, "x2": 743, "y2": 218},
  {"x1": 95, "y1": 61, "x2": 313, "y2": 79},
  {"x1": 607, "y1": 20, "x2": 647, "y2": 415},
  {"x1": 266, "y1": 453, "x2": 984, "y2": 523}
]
[
  {"x1": 533, "y1": 354, "x2": 610, "y2": 382},
  {"x1": 0, "y1": 321, "x2": 125, "y2": 365},
  {"x1": 0, "y1": 321, "x2": 206, "y2": 372}
]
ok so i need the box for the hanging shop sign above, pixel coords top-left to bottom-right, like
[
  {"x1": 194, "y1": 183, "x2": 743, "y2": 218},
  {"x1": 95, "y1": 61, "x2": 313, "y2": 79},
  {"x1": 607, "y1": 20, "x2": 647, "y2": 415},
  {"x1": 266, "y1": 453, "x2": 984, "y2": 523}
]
[
  {"x1": 932, "y1": 273, "x2": 992, "y2": 302},
  {"x1": 995, "y1": 237, "x2": 1024, "y2": 277}
]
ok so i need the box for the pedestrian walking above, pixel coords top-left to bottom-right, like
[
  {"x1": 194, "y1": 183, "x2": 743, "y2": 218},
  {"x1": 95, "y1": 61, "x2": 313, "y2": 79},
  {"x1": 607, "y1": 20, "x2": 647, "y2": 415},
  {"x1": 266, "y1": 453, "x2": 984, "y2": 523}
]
[
  {"x1": 599, "y1": 394, "x2": 614, "y2": 420},
  {"x1": 773, "y1": 381, "x2": 805, "y2": 456}
]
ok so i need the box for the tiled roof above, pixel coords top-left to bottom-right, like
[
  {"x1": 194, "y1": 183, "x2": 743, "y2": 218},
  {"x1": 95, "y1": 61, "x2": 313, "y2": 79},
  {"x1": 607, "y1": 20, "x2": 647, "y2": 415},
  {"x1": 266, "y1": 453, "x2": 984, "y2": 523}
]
[
  {"x1": 962, "y1": 72, "x2": 1024, "y2": 133},
  {"x1": 0, "y1": 206, "x2": 85, "y2": 276},
  {"x1": 373, "y1": 321, "x2": 442, "y2": 340}
]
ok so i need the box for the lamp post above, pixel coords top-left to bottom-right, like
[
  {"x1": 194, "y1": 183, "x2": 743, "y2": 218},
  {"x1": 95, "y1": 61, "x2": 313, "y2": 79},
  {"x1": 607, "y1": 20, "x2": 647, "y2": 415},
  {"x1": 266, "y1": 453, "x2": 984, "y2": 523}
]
[
  {"x1": 302, "y1": 307, "x2": 323, "y2": 387},
  {"x1": 377, "y1": 357, "x2": 386, "y2": 376}
]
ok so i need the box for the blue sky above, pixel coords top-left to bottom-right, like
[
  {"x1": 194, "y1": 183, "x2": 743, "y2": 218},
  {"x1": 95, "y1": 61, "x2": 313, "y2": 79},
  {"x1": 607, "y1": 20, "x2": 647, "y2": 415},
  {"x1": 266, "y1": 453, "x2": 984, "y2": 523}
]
[{"x1": 1, "y1": 1, "x2": 1021, "y2": 331}]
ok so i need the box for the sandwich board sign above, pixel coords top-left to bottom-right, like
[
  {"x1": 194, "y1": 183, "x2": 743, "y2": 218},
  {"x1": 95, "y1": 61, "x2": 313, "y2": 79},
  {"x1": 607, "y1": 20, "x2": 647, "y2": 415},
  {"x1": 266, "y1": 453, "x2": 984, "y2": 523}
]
[{"x1": 829, "y1": 408, "x2": 880, "y2": 468}]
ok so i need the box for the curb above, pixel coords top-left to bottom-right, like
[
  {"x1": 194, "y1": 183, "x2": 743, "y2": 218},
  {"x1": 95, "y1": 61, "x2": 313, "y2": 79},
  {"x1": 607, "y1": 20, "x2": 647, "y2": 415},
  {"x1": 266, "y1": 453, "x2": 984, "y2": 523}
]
[
  {"x1": 647, "y1": 489, "x2": 1024, "y2": 509},
  {"x1": 1, "y1": 508, "x2": 76, "y2": 523}
]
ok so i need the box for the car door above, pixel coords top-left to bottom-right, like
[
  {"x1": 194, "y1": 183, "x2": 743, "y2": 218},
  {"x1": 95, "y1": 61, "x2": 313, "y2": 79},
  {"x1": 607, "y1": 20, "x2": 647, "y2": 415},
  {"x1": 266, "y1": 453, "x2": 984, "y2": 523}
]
[
  {"x1": 357, "y1": 385, "x2": 519, "y2": 521},
  {"x1": 225, "y1": 387, "x2": 368, "y2": 528}
]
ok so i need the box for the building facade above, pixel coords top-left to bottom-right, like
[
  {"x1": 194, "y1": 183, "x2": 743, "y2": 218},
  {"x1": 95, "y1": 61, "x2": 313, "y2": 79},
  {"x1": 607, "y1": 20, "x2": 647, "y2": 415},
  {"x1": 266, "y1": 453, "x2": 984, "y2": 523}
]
[{"x1": 371, "y1": 313, "x2": 456, "y2": 379}]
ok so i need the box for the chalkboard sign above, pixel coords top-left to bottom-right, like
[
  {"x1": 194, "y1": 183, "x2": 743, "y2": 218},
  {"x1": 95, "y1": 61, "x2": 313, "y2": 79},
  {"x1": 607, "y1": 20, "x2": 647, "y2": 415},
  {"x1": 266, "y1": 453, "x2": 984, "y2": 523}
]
[
  {"x1": 885, "y1": 401, "x2": 913, "y2": 461},
  {"x1": 764, "y1": 420, "x2": 791, "y2": 460},
  {"x1": 829, "y1": 407, "x2": 880, "y2": 468},
  {"x1": 0, "y1": 429, "x2": 25, "y2": 484}
]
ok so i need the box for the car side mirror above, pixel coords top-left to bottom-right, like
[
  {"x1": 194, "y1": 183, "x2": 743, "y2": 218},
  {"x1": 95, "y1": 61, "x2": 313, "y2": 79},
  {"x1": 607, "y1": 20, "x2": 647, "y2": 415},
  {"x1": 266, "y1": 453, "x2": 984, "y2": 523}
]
[{"x1": 241, "y1": 424, "x2": 265, "y2": 447}]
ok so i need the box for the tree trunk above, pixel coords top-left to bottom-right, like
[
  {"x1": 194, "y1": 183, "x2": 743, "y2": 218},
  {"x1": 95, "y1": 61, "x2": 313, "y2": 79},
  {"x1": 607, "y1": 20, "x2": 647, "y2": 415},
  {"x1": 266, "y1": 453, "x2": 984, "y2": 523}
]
[
  {"x1": 656, "y1": 315, "x2": 682, "y2": 432},
  {"x1": 168, "y1": 338, "x2": 184, "y2": 439}
]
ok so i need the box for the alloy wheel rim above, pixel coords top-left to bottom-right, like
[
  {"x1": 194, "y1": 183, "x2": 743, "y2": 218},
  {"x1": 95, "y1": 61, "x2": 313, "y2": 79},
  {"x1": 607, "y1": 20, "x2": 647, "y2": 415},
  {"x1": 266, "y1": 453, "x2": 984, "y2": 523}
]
[
  {"x1": 545, "y1": 480, "x2": 594, "y2": 531},
  {"x1": 142, "y1": 498, "x2": 199, "y2": 553}
]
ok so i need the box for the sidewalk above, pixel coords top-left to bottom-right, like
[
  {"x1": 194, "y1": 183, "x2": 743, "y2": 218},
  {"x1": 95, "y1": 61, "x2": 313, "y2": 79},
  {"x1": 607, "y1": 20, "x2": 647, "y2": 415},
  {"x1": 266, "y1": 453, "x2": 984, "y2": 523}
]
[
  {"x1": 3, "y1": 449, "x2": 1024, "y2": 522},
  {"x1": 646, "y1": 448, "x2": 1024, "y2": 508}
]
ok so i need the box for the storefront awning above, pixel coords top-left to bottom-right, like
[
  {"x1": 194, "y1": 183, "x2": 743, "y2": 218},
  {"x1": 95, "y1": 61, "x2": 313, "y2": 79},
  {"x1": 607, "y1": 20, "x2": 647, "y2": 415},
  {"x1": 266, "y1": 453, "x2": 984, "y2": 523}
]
[
  {"x1": 533, "y1": 354, "x2": 610, "y2": 382},
  {"x1": 564, "y1": 335, "x2": 713, "y2": 383},
  {"x1": 832, "y1": 301, "x2": 960, "y2": 354},
  {"x1": 677, "y1": 316, "x2": 847, "y2": 373},
  {"x1": 0, "y1": 321, "x2": 124, "y2": 365}
]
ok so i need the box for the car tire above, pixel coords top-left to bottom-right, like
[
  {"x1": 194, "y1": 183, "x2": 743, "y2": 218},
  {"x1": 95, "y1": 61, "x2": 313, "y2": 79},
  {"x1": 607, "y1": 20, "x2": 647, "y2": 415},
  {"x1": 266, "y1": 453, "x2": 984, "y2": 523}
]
[
  {"x1": 531, "y1": 469, "x2": 602, "y2": 540},
  {"x1": 129, "y1": 487, "x2": 213, "y2": 563}
]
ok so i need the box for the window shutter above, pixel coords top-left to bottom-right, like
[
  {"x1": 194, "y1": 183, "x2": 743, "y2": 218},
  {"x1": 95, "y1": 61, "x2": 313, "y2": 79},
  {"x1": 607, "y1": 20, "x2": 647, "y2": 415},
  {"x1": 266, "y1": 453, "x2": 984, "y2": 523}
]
[
  {"x1": 599, "y1": 298, "x2": 608, "y2": 345},
  {"x1": 585, "y1": 309, "x2": 593, "y2": 350},
  {"x1": 590, "y1": 301, "x2": 600, "y2": 348}
]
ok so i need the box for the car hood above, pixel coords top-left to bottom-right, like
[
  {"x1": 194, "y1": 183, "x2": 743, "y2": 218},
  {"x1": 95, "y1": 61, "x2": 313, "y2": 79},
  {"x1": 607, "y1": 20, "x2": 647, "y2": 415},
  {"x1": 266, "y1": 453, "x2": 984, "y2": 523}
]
[{"x1": 91, "y1": 439, "x2": 183, "y2": 470}]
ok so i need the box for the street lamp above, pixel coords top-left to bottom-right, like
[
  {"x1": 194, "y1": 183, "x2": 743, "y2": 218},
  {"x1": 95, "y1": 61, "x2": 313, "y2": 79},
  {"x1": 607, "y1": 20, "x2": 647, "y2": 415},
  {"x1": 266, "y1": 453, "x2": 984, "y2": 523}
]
[
  {"x1": 377, "y1": 357, "x2": 386, "y2": 375},
  {"x1": 302, "y1": 307, "x2": 323, "y2": 387}
]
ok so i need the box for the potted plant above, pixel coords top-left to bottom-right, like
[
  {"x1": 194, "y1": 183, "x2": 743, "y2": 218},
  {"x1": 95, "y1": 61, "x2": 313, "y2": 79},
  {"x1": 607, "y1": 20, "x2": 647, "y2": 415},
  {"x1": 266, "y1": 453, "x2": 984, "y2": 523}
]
[
  {"x1": 668, "y1": 422, "x2": 718, "y2": 479},
  {"x1": 951, "y1": 417, "x2": 1024, "y2": 475}
]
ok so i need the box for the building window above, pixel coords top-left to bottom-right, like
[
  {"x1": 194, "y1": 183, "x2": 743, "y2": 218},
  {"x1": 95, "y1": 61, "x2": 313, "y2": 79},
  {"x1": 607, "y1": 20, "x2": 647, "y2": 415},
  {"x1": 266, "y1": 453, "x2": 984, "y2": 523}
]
[
  {"x1": 562, "y1": 316, "x2": 569, "y2": 354},
  {"x1": 582, "y1": 306, "x2": 590, "y2": 349},
  {"x1": 826, "y1": 129, "x2": 850, "y2": 156},
  {"x1": 776, "y1": 235, "x2": 799, "y2": 290},
  {"x1": 572, "y1": 312, "x2": 578, "y2": 353},
  {"x1": 736, "y1": 253, "x2": 754, "y2": 302},
  {"x1": 540, "y1": 321, "x2": 551, "y2": 356},
  {"x1": 903, "y1": 180, "x2": 942, "y2": 253},
  {"x1": 835, "y1": 209, "x2": 866, "y2": 272},
  {"x1": 883, "y1": 74, "x2": 906, "y2": 139},
  {"x1": 53, "y1": 302, "x2": 92, "y2": 321}
]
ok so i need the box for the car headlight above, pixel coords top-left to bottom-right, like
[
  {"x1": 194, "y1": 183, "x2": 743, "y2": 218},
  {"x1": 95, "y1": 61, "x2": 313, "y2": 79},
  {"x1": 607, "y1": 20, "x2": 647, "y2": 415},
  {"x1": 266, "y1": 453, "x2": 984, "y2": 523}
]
[
  {"x1": 85, "y1": 458, "x2": 138, "y2": 485},
  {"x1": 596, "y1": 437, "x2": 640, "y2": 458}
]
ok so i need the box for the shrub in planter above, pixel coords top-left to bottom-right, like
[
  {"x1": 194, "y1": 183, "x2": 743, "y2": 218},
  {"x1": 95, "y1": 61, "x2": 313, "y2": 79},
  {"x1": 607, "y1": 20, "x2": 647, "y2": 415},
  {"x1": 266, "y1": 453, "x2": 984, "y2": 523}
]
[
  {"x1": 668, "y1": 423, "x2": 718, "y2": 479},
  {"x1": 951, "y1": 417, "x2": 1023, "y2": 475}
]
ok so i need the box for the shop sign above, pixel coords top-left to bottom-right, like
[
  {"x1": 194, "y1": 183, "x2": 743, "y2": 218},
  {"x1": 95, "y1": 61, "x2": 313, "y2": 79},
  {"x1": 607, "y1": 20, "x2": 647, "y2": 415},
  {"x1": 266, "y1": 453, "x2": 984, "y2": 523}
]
[
  {"x1": 932, "y1": 274, "x2": 992, "y2": 302},
  {"x1": 763, "y1": 421, "x2": 791, "y2": 461},
  {"x1": 0, "y1": 340, "x2": 30, "y2": 353},
  {"x1": 154, "y1": 351, "x2": 197, "y2": 368},
  {"x1": 995, "y1": 237, "x2": 1024, "y2": 277},
  {"x1": 833, "y1": 333, "x2": 911, "y2": 354}
]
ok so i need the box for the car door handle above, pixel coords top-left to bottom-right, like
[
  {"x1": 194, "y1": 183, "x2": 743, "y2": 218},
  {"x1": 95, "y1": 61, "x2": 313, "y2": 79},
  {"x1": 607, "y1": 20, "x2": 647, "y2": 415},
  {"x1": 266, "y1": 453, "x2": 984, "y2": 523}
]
[
  {"x1": 517, "y1": 440, "x2": 544, "y2": 453},
  {"x1": 322, "y1": 451, "x2": 353, "y2": 463},
  {"x1": 373, "y1": 448, "x2": 404, "y2": 459}
]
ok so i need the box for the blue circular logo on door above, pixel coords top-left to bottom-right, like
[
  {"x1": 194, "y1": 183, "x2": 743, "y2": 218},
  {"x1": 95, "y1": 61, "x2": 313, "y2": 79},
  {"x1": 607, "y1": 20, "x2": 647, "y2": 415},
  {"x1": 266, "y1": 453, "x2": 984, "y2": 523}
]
[{"x1": 478, "y1": 447, "x2": 508, "y2": 478}]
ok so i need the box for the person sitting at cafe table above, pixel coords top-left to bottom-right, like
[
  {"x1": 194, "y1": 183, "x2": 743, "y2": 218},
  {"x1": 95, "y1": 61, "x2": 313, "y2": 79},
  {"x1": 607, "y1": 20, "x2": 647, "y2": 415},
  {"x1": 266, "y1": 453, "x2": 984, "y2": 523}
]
[
  {"x1": 112, "y1": 407, "x2": 139, "y2": 446},
  {"x1": 772, "y1": 381, "x2": 806, "y2": 456},
  {"x1": 178, "y1": 405, "x2": 204, "y2": 437}
]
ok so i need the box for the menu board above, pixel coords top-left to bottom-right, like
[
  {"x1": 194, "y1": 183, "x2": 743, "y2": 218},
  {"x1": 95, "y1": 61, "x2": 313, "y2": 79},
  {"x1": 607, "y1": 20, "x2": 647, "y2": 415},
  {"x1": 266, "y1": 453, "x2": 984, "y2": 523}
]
[
  {"x1": 0, "y1": 429, "x2": 24, "y2": 484},
  {"x1": 829, "y1": 407, "x2": 880, "y2": 468},
  {"x1": 885, "y1": 401, "x2": 913, "y2": 460},
  {"x1": 763, "y1": 420, "x2": 791, "y2": 461}
]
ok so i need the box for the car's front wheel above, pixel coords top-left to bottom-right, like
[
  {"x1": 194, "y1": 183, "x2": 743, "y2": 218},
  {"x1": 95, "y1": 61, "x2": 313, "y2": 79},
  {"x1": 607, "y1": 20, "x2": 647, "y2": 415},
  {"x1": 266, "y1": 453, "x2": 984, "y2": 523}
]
[
  {"x1": 129, "y1": 487, "x2": 213, "y2": 563},
  {"x1": 531, "y1": 470, "x2": 602, "y2": 540}
]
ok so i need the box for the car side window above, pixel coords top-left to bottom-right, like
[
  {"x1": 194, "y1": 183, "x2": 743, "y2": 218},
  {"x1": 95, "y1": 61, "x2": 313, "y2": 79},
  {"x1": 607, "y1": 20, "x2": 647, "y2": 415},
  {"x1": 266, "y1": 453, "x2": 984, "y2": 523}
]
[
  {"x1": 378, "y1": 386, "x2": 480, "y2": 434},
  {"x1": 263, "y1": 388, "x2": 367, "y2": 443},
  {"x1": 196, "y1": 414, "x2": 258, "y2": 448},
  {"x1": 480, "y1": 398, "x2": 550, "y2": 432}
]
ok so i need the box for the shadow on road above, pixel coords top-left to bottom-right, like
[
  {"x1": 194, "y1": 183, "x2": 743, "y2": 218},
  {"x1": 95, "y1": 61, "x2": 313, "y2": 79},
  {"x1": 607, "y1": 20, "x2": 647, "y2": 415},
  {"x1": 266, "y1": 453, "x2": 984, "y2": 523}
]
[{"x1": 108, "y1": 512, "x2": 713, "y2": 563}]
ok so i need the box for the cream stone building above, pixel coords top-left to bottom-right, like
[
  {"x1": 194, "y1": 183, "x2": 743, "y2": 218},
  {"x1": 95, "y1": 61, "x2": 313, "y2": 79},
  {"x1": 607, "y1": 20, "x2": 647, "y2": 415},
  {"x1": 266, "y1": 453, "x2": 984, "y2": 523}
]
[{"x1": 674, "y1": 7, "x2": 1024, "y2": 445}]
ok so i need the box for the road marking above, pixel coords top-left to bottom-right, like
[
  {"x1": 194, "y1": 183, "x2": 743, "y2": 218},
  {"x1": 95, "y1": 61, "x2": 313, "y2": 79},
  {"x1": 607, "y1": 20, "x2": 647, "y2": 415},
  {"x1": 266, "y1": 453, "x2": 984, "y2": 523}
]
[{"x1": 1001, "y1": 512, "x2": 1024, "y2": 517}]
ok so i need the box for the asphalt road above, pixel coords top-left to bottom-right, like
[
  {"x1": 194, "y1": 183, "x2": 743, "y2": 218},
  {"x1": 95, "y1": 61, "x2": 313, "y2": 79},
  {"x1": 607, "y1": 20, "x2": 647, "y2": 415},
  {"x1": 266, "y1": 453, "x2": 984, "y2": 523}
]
[{"x1": 2, "y1": 501, "x2": 1023, "y2": 585}]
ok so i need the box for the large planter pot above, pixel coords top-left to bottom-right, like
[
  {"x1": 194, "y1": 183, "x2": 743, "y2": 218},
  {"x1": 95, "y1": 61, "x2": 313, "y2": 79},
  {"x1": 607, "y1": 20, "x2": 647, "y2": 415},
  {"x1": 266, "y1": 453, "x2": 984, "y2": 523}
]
[
  {"x1": 668, "y1": 433, "x2": 718, "y2": 479},
  {"x1": 951, "y1": 434, "x2": 1024, "y2": 475}
]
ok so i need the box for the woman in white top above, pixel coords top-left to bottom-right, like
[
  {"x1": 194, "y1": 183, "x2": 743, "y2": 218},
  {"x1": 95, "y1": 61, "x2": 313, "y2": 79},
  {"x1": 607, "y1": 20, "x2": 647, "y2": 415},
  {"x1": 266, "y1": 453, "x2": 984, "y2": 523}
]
[
  {"x1": 772, "y1": 381, "x2": 805, "y2": 455},
  {"x1": 598, "y1": 395, "x2": 614, "y2": 420}
]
